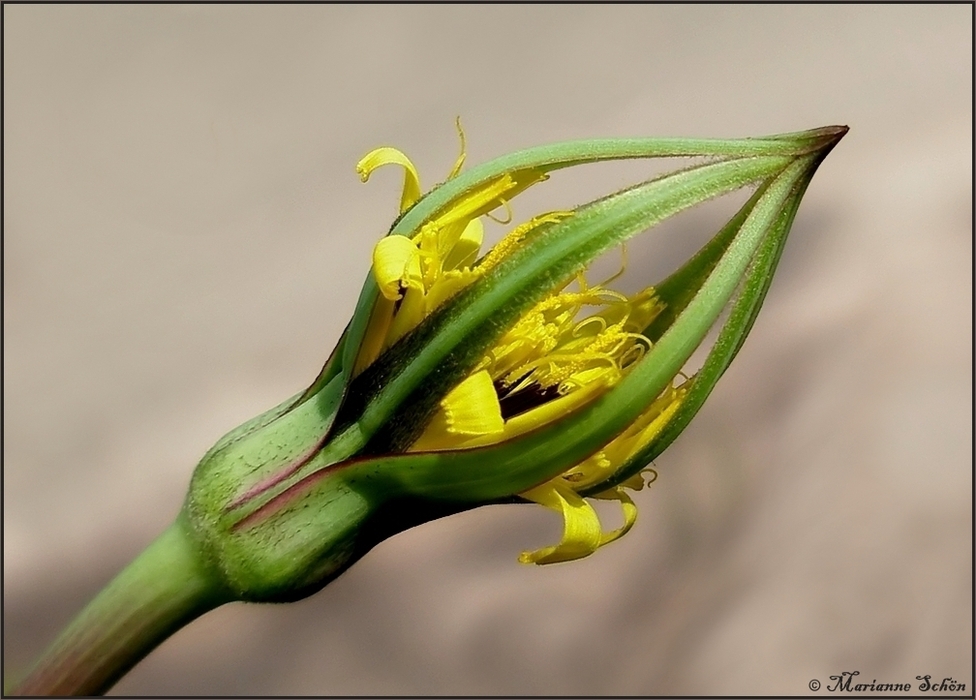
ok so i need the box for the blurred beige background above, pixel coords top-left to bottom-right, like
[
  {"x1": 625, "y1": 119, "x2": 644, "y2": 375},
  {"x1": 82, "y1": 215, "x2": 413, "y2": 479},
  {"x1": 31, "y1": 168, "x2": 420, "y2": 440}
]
[{"x1": 4, "y1": 5, "x2": 971, "y2": 695}]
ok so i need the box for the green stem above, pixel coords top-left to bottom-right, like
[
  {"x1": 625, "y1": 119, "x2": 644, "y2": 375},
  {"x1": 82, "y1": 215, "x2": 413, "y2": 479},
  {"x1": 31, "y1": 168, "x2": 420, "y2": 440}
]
[{"x1": 13, "y1": 515, "x2": 232, "y2": 696}]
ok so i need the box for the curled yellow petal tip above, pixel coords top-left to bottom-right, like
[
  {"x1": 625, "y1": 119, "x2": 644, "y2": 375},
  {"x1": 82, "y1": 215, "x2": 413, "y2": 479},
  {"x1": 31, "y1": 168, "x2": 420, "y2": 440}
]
[
  {"x1": 518, "y1": 484, "x2": 604, "y2": 565},
  {"x1": 593, "y1": 487, "x2": 639, "y2": 546},
  {"x1": 356, "y1": 146, "x2": 423, "y2": 214}
]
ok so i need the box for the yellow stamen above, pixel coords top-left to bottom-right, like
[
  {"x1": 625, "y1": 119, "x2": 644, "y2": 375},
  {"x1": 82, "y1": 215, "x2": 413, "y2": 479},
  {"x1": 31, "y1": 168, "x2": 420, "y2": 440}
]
[
  {"x1": 426, "y1": 170, "x2": 546, "y2": 234},
  {"x1": 448, "y1": 117, "x2": 466, "y2": 180},
  {"x1": 485, "y1": 199, "x2": 514, "y2": 225},
  {"x1": 442, "y1": 219, "x2": 484, "y2": 272},
  {"x1": 597, "y1": 244, "x2": 628, "y2": 288}
]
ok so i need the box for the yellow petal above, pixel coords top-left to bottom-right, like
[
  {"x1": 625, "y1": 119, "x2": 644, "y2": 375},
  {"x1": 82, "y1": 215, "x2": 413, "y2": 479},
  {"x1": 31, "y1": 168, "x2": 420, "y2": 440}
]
[
  {"x1": 456, "y1": 378, "x2": 608, "y2": 450},
  {"x1": 442, "y1": 218, "x2": 484, "y2": 271},
  {"x1": 429, "y1": 170, "x2": 547, "y2": 233},
  {"x1": 352, "y1": 295, "x2": 396, "y2": 377},
  {"x1": 559, "y1": 450, "x2": 616, "y2": 491},
  {"x1": 407, "y1": 403, "x2": 455, "y2": 452},
  {"x1": 518, "y1": 483, "x2": 603, "y2": 564},
  {"x1": 440, "y1": 370, "x2": 504, "y2": 436},
  {"x1": 621, "y1": 383, "x2": 688, "y2": 459},
  {"x1": 410, "y1": 370, "x2": 503, "y2": 451},
  {"x1": 591, "y1": 487, "x2": 638, "y2": 546},
  {"x1": 356, "y1": 147, "x2": 422, "y2": 214},
  {"x1": 372, "y1": 235, "x2": 421, "y2": 301},
  {"x1": 385, "y1": 284, "x2": 426, "y2": 347},
  {"x1": 503, "y1": 375, "x2": 606, "y2": 429}
]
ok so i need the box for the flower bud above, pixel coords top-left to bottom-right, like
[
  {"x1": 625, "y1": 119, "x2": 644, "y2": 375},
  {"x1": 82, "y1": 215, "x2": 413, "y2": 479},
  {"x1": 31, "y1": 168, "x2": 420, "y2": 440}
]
[{"x1": 183, "y1": 125, "x2": 846, "y2": 598}]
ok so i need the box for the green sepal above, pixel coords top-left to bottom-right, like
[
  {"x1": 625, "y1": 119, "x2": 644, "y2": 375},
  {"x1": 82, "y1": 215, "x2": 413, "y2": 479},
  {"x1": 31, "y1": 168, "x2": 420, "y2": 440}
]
[
  {"x1": 187, "y1": 466, "x2": 374, "y2": 601},
  {"x1": 184, "y1": 372, "x2": 347, "y2": 546}
]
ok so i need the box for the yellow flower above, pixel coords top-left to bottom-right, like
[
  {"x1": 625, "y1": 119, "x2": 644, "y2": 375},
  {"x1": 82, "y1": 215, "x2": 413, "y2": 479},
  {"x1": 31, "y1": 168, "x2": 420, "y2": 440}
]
[{"x1": 355, "y1": 132, "x2": 690, "y2": 564}]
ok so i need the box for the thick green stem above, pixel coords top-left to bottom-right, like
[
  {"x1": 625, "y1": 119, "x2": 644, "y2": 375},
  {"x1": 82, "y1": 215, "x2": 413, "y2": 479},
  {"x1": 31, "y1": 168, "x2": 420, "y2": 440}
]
[{"x1": 13, "y1": 515, "x2": 232, "y2": 696}]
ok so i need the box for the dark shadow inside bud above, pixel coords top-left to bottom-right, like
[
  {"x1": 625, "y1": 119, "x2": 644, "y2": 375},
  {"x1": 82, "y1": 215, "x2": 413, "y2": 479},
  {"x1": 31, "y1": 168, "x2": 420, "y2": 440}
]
[{"x1": 495, "y1": 380, "x2": 562, "y2": 420}]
